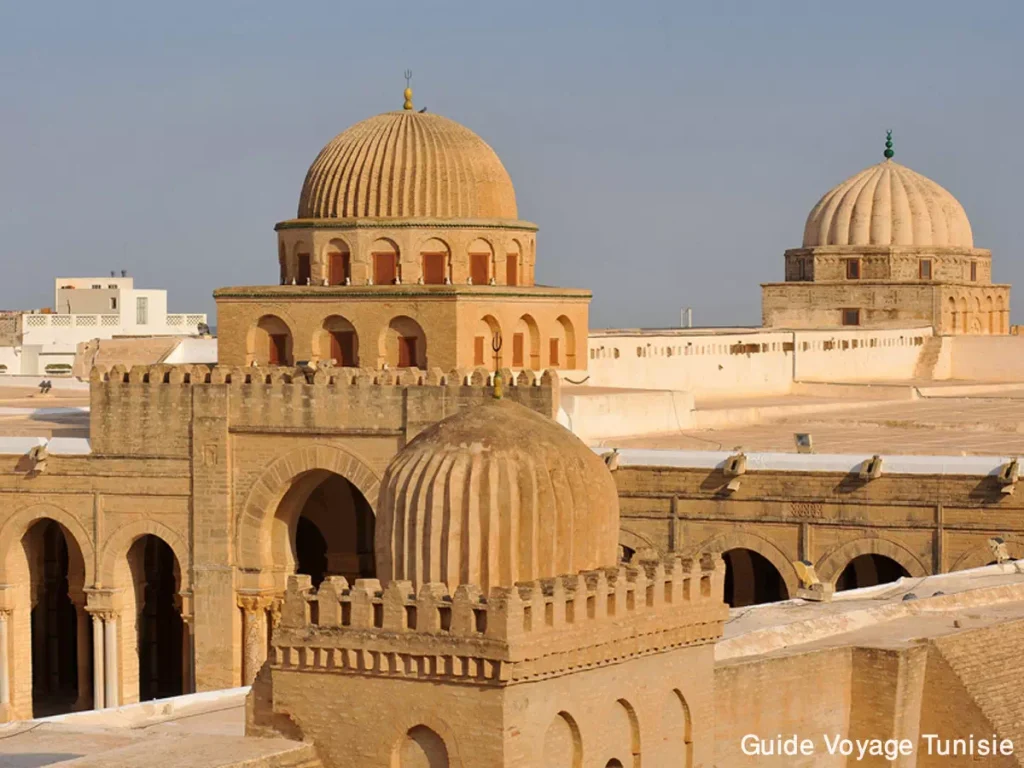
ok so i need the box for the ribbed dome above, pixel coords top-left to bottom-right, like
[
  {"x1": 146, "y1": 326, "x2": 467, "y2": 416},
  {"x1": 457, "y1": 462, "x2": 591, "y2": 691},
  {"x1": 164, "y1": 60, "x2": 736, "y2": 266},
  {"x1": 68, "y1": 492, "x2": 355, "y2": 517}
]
[
  {"x1": 803, "y1": 159, "x2": 973, "y2": 248},
  {"x1": 297, "y1": 111, "x2": 518, "y2": 220},
  {"x1": 375, "y1": 399, "x2": 620, "y2": 592}
]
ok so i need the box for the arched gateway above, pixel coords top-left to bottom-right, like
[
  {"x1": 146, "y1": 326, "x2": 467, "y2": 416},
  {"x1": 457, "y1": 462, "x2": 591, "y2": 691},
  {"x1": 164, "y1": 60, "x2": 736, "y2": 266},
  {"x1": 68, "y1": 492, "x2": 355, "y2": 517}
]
[{"x1": 235, "y1": 444, "x2": 381, "y2": 683}]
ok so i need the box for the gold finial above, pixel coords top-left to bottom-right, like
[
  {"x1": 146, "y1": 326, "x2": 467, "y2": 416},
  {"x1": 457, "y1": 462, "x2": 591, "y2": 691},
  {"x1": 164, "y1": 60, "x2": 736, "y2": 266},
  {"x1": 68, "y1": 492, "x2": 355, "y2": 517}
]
[{"x1": 403, "y1": 69, "x2": 413, "y2": 110}]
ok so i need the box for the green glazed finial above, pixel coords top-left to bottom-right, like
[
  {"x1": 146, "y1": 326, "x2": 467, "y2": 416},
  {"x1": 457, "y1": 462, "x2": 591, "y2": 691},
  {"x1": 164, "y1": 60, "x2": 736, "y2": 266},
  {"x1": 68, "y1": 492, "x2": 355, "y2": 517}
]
[{"x1": 883, "y1": 130, "x2": 894, "y2": 159}]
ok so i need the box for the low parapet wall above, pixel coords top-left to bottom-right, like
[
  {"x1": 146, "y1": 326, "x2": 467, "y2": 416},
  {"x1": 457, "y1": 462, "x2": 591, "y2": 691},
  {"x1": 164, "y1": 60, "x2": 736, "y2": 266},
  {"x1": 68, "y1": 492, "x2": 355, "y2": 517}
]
[{"x1": 272, "y1": 553, "x2": 727, "y2": 687}]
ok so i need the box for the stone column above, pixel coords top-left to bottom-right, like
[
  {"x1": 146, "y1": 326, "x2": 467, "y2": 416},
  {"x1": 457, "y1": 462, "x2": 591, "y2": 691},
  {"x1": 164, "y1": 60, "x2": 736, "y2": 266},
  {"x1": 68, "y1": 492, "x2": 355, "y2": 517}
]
[
  {"x1": 71, "y1": 596, "x2": 90, "y2": 711},
  {"x1": 238, "y1": 595, "x2": 270, "y2": 686},
  {"x1": 181, "y1": 614, "x2": 195, "y2": 694},
  {"x1": 102, "y1": 612, "x2": 119, "y2": 708},
  {"x1": 0, "y1": 609, "x2": 10, "y2": 720},
  {"x1": 91, "y1": 613, "x2": 105, "y2": 709}
]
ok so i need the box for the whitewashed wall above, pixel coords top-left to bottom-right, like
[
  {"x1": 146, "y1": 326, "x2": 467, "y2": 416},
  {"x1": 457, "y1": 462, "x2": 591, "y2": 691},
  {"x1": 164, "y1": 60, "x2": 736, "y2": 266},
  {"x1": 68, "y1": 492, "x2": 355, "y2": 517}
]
[
  {"x1": 587, "y1": 326, "x2": 934, "y2": 397},
  {"x1": 587, "y1": 329, "x2": 795, "y2": 397}
]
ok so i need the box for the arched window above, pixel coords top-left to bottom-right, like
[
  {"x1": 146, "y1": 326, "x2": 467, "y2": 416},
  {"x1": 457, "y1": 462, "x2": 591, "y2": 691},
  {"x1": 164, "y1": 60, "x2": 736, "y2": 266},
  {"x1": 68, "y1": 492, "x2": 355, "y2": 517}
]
[
  {"x1": 513, "y1": 315, "x2": 540, "y2": 369},
  {"x1": 381, "y1": 316, "x2": 426, "y2": 368},
  {"x1": 295, "y1": 243, "x2": 311, "y2": 286},
  {"x1": 475, "y1": 316, "x2": 501, "y2": 367},
  {"x1": 372, "y1": 239, "x2": 399, "y2": 285},
  {"x1": 420, "y1": 238, "x2": 450, "y2": 285},
  {"x1": 249, "y1": 315, "x2": 293, "y2": 366},
  {"x1": 557, "y1": 315, "x2": 577, "y2": 368},
  {"x1": 318, "y1": 315, "x2": 358, "y2": 366},
  {"x1": 506, "y1": 241, "x2": 522, "y2": 286},
  {"x1": 326, "y1": 239, "x2": 351, "y2": 285},
  {"x1": 467, "y1": 238, "x2": 494, "y2": 285}
]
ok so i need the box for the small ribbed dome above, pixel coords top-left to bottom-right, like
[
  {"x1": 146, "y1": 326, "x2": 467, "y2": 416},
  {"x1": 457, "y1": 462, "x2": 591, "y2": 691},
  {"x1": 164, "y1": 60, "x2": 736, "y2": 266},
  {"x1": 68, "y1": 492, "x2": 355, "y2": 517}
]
[
  {"x1": 298, "y1": 111, "x2": 518, "y2": 220},
  {"x1": 375, "y1": 399, "x2": 620, "y2": 592},
  {"x1": 803, "y1": 159, "x2": 973, "y2": 248}
]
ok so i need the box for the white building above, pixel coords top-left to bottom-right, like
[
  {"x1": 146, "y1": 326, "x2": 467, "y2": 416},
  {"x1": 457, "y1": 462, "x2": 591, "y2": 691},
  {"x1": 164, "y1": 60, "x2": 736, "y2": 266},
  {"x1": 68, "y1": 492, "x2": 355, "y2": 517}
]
[{"x1": 0, "y1": 275, "x2": 208, "y2": 376}]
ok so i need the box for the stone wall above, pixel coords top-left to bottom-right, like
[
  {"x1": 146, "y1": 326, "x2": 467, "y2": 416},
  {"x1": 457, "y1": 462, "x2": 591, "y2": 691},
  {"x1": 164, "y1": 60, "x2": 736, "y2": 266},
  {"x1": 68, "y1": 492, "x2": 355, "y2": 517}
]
[
  {"x1": 252, "y1": 554, "x2": 727, "y2": 767},
  {"x1": 214, "y1": 286, "x2": 590, "y2": 373},
  {"x1": 613, "y1": 462, "x2": 1024, "y2": 591}
]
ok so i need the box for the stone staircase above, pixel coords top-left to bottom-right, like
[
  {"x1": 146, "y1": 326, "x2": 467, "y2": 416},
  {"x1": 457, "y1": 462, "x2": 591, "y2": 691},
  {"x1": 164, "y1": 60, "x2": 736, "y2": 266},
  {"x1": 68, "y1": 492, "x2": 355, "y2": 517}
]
[{"x1": 913, "y1": 336, "x2": 945, "y2": 380}]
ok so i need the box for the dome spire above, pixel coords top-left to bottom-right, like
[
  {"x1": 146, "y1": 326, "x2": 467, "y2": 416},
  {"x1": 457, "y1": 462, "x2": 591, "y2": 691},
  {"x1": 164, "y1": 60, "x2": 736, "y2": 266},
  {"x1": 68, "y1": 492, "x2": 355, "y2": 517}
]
[
  {"x1": 403, "y1": 69, "x2": 413, "y2": 111},
  {"x1": 883, "y1": 129, "x2": 894, "y2": 159}
]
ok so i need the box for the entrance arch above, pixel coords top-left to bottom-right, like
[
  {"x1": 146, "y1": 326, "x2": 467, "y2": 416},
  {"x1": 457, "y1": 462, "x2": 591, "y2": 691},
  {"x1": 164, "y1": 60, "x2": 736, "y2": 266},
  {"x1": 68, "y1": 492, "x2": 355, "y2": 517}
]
[
  {"x1": 24, "y1": 520, "x2": 86, "y2": 716},
  {"x1": 237, "y1": 444, "x2": 381, "y2": 588},
  {"x1": 721, "y1": 549, "x2": 790, "y2": 607},
  {"x1": 695, "y1": 531, "x2": 799, "y2": 605},
  {"x1": 0, "y1": 506, "x2": 94, "y2": 719},
  {"x1": 835, "y1": 554, "x2": 909, "y2": 591},
  {"x1": 816, "y1": 538, "x2": 927, "y2": 587},
  {"x1": 279, "y1": 471, "x2": 376, "y2": 587},
  {"x1": 126, "y1": 535, "x2": 185, "y2": 702}
]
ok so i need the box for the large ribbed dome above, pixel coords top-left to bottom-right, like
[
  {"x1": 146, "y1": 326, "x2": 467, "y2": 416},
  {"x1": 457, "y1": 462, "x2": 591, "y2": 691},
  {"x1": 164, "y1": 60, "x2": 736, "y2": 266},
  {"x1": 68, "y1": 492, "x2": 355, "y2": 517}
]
[
  {"x1": 803, "y1": 159, "x2": 973, "y2": 248},
  {"x1": 297, "y1": 111, "x2": 518, "y2": 220},
  {"x1": 375, "y1": 399, "x2": 620, "y2": 592}
]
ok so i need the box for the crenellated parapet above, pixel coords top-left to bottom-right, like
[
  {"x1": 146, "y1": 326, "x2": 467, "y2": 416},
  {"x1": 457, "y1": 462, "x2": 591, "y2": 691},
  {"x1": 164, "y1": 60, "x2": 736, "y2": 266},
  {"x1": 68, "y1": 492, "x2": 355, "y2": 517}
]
[
  {"x1": 270, "y1": 553, "x2": 727, "y2": 686},
  {"x1": 88, "y1": 363, "x2": 559, "y2": 457}
]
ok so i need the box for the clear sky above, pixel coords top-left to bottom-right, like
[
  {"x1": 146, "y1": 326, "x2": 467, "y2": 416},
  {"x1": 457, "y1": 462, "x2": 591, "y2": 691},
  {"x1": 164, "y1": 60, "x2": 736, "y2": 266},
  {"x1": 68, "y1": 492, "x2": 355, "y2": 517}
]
[{"x1": 2, "y1": 1, "x2": 1021, "y2": 328}]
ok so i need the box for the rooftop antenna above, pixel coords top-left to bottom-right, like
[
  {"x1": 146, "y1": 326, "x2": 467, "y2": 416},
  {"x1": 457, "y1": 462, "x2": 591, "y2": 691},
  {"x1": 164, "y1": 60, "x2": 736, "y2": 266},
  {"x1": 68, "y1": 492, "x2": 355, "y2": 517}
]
[
  {"x1": 403, "y1": 70, "x2": 413, "y2": 111},
  {"x1": 883, "y1": 130, "x2": 894, "y2": 160}
]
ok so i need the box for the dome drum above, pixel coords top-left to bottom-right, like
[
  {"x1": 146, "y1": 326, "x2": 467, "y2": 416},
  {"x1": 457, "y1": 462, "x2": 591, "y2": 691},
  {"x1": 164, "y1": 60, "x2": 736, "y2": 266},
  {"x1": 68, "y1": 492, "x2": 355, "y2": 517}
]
[{"x1": 275, "y1": 220, "x2": 537, "y2": 288}]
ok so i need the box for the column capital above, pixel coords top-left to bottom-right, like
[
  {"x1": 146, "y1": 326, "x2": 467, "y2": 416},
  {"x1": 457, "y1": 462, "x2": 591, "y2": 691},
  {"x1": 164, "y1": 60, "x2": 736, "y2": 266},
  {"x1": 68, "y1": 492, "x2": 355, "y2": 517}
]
[
  {"x1": 91, "y1": 609, "x2": 120, "y2": 623},
  {"x1": 237, "y1": 591, "x2": 276, "y2": 614},
  {"x1": 84, "y1": 587, "x2": 122, "y2": 614}
]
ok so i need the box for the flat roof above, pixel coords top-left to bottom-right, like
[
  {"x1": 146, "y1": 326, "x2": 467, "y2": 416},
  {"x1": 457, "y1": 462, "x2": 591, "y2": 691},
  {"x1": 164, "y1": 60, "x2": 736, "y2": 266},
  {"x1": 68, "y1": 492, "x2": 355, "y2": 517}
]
[
  {"x1": 605, "y1": 382, "x2": 1024, "y2": 457},
  {"x1": 718, "y1": 562, "x2": 1024, "y2": 663}
]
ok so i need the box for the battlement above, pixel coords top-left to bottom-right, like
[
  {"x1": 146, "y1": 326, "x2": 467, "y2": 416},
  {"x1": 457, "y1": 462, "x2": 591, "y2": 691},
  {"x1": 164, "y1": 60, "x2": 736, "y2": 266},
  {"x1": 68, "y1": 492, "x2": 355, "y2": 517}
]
[
  {"x1": 88, "y1": 363, "x2": 558, "y2": 457},
  {"x1": 270, "y1": 554, "x2": 727, "y2": 686},
  {"x1": 89, "y1": 362, "x2": 562, "y2": 390}
]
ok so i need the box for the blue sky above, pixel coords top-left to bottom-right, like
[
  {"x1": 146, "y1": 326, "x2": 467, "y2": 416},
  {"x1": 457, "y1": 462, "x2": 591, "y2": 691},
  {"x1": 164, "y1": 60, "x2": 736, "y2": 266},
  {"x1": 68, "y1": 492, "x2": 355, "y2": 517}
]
[{"x1": 1, "y1": 1, "x2": 1021, "y2": 327}]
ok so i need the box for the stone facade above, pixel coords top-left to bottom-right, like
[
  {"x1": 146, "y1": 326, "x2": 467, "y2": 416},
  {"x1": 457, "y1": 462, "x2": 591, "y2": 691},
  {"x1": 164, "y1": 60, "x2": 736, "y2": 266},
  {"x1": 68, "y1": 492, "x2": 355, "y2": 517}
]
[
  {"x1": 214, "y1": 284, "x2": 589, "y2": 373},
  {"x1": 249, "y1": 554, "x2": 726, "y2": 767},
  {"x1": 614, "y1": 462, "x2": 1024, "y2": 604},
  {"x1": 762, "y1": 156, "x2": 1012, "y2": 334},
  {"x1": 0, "y1": 362, "x2": 557, "y2": 720}
]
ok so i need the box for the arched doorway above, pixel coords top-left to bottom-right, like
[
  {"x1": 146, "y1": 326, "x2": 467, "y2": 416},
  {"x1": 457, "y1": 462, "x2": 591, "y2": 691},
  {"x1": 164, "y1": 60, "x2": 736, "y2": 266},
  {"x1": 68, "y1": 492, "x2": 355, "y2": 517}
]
[
  {"x1": 127, "y1": 535, "x2": 184, "y2": 702},
  {"x1": 276, "y1": 471, "x2": 376, "y2": 587},
  {"x1": 835, "y1": 555, "x2": 909, "y2": 591},
  {"x1": 396, "y1": 725, "x2": 449, "y2": 767},
  {"x1": 27, "y1": 520, "x2": 82, "y2": 716},
  {"x1": 722, "y1": 548, "x2": 789, "y2": 607}
]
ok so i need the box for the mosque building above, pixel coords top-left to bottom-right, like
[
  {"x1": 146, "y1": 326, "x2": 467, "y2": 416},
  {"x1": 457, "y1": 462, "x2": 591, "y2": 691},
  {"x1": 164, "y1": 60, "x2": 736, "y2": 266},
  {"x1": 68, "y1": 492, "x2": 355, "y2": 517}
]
[
  {"x1": 5, "y1": 84, "x2": 1024, "y2": 767},
  {"x1": 214, "y1": 84, "x2": 589, "y2": 374},
  {"x1": 762, "y1": 132, "x2": 1010, "y2": 333}
]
